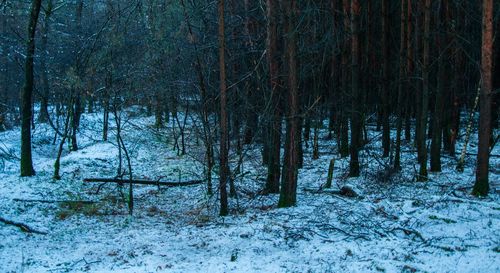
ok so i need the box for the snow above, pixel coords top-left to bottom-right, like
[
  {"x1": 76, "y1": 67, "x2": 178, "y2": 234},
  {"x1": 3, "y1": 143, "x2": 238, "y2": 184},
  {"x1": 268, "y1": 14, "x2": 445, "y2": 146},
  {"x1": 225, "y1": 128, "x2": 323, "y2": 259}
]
[{"x1": 0, "y1": 109, "x2": 498, "y2": 273}]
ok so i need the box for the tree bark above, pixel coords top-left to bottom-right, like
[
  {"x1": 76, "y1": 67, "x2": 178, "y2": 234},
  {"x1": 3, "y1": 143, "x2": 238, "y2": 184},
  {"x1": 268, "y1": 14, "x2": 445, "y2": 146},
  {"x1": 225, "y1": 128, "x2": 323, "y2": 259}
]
[
  {"x1": 380, "y1": 0, "x2": 390, "y2": 158},
  {"x1": 20, "y1": 0, "x2": 42, "y2": 177},
  {"x1": 404, "y1": 0, "x2": 413, "y2": 142},
  {"x1": 417, "y1": 0, "x2": 430, "y2": 181},
  {"x1": 473, "y1": 0, "x2": 493, "y2": 196},
  {"x1": 394, "y1": 0, "x2": 407, "y2": 171},
  {"x1": 265, "y1": 0, "x2": 282, "y2": 194},
  {"x1": 430, "y1": 0, "x2": 448, "y2": 172},
  {"x1": 349, "y1": 0, "x2": 361, "y2": 177},
  {"x1": 218, "y1": 0, "x2": 229, "y2": 216},
  {"x1": 70, "y1": 0, "x2": 84, "y2": 152},
  {"x1": 279, "y1": 0, "x2": 299, "y2": 208},
  {"x1": 37, "y1": 0, "x2": 53, "y2": 123},
  {"x1": 0, "y1": 3, "x2": 7, "y2": 131},
  {"x1": 492, "y1": 9, "x2": 500, "y2": 129},
  {"x1": 339, "y1": 0, "x2": 350, "y2": 159}
]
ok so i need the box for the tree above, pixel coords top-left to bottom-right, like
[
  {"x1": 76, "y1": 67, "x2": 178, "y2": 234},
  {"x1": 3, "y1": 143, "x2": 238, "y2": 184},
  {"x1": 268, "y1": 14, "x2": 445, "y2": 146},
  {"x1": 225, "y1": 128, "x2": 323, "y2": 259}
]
[
  {"x1": 473, "y1": 0, "x2": 493, "y2": 196},
  {"x1": 37, "y1": 0, "x2": 54, "y2": 123},
  {"x1": 394, "y1": 0, "x2": 407, "y2": 171},
  {"x1": 404, "y1": 0, "x2": 414, "y2": 142},
  {"x1": 70, "y1": 0, "x2": 84, "y2": 152},
  {"x1": 339, "y1": 0, "x2": 350, "y2": 158},
  {"x1": 380, "y1": 0, "x2": 390, "y2": 158},
  {"x1": 265, "y1": 0, "x2": 282, "y2": 194},
  {"x1": 218, "y1": 0, "x2": 229, "y2": 216},
  {"x1": 20, "y1": 0, "x2": 42, "y2": 177},
  {"x1": 430, "y1": 0, "x2": 449, "y2": 172},
  {"x1": 417, "y1": 0, "x2": 431, "y2": 181},
  {"x1": 0, "y1": 1, "x2": 7, "y2": 131},
  {"x1": 348, "y1": 0, "x2": 361, "y2": 177},
  {"x1": 279, "y1": 0, "x2": 299, "y2": 208}
]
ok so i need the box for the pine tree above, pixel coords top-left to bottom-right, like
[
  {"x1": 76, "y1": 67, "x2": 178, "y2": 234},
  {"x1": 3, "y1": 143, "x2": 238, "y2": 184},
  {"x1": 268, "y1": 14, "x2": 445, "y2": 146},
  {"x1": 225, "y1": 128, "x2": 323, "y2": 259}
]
[{"x1": 473, "y1": 0, "x2": 493, "y2": 196}]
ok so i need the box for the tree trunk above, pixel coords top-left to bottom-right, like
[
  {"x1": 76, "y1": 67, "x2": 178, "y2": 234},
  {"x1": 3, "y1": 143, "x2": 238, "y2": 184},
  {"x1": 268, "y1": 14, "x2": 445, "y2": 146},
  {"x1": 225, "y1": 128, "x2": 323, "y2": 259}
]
[
  {"x1": 70, "y1": 94, "x2": 82, "y2": 151},
  {"x1": 473, "y1": 0, "x2": 493, "y2": 196},
  {"x1": 279, "y1": 0, "x2": 299, "y2": 208},
  {"x1": 20, "y1": 0, "x2": 42, "y2": 177},
  {"x1": 54, "y1": 109, "x2": 71, "y2": 180},
  {"x1": 339, "y1": 0, "x2": 350, "y2": 159},
  {"x1": 417, "y1": 0, "x2": 430, "y2": 181},
  {"x1": 449, "y1": 3, "x2": 463, "y2": 156},
  {"x1": 37, "y1": 0, "x2": 53, "y2": 123},
  {"x1": 380, "y1": 0, "x2": 390, "y2": 158},
  {"x1": 265, "y1": 0, "x2": 282, "y2": 194},
  {"x1": 70, "y1": 0, "x2": 84, "y2": 152},
  {"x1": 218, "y1": 0, "x2": 229, "y2": 216},
  {"x1": 0, "y1": 3, "x2": 7, "y2": 131},
  {"x1": 492, "y1": 12, "x2": 500, "y2": 130},
  {"x1": 404, "y1": 0, "x2": 413, "y2": 142},
  {"x1": 154, "y1": 93, "x2": 164, "y2": 129},
  {"x1": 414, "y1": 0, "x2": 423, "y2": 154},
  {"x1": 394, "y1": 0, "x2": 407, "y2": 171},
  {"x1": 328, "y1": 0, "x2": 339, "y2": 141},
  {"x1": 430, "y1": 0, "x2": 448, "y2": 172},
  {"x1": 348, "y1": 0, "x2": 361, "y2": 177}
]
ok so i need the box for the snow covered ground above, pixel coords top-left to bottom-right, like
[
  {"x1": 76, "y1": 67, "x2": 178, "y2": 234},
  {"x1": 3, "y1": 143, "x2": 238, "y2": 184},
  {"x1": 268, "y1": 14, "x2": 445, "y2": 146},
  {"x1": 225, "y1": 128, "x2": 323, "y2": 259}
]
[{"x1": 0, "y1": 109, "x2": 498, "y2": 273}]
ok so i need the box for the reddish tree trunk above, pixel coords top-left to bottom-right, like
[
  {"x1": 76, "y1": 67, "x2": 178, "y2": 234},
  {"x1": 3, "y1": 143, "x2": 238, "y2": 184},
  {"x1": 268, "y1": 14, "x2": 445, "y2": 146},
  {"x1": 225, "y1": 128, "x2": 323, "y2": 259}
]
[{"x1": 473, "y1": 0, "x2": 493, "y2": 196}]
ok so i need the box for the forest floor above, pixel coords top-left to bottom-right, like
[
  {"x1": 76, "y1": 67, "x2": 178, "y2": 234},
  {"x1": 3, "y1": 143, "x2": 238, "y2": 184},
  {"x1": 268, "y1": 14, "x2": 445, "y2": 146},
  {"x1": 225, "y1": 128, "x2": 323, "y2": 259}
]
[{"x1": 0, "y1": 108, "x2": 499, "y2": 273}]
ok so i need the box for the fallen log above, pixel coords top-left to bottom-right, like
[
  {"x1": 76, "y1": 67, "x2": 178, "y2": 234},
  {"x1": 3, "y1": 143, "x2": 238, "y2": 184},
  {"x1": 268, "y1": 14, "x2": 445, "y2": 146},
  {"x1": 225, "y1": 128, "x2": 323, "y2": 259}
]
[
  {"x1": 13, "y1": 198, "x2": 96, "y2": 204},
  {"x1": 0, "y1": 216, "x2": 47, "y2": 235},
  {"x1": 83, "y1": 178, "x2": 203, "y2": 187}
]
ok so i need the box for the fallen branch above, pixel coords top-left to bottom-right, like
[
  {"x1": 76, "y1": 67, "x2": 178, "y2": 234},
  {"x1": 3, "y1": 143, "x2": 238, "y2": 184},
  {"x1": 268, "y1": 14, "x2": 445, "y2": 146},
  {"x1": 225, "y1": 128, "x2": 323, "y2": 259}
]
[
  {"x1": 0, "y1": 216, "x2": 47, "y2": 235},
  {"x1": 13, "y1": 198, "x2": 96, "y2": 204},
  {"x1": 83, "y1": 178, "x2": 203, "y2": 187}
]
